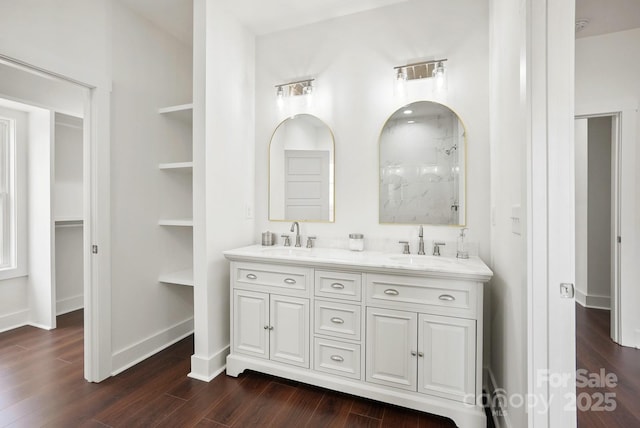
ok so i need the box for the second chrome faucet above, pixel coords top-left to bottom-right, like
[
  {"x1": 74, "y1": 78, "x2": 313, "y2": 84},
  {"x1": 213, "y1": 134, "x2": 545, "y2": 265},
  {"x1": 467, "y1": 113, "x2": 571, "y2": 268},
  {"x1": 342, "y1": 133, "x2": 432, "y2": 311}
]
[{"x1": 290, "y1": 221, "x2": 301, "y2": 247}]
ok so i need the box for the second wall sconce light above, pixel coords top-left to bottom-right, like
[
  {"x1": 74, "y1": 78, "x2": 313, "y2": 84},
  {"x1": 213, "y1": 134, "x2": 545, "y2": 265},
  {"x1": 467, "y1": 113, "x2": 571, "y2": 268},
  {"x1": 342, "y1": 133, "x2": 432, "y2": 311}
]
[
  {"x1": 275, "y1": 78, "x2": 315, "y2": 100},
  {"x1": 395, "y1": 59, "x2": 447, "y2": 86}
]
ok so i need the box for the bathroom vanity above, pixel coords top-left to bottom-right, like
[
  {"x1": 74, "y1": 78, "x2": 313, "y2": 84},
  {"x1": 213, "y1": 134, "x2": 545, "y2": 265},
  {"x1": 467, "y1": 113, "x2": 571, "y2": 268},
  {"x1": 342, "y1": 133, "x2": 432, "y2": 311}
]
[{"x1": 223, "y1": 245, "x2": 492, "y2": 428}]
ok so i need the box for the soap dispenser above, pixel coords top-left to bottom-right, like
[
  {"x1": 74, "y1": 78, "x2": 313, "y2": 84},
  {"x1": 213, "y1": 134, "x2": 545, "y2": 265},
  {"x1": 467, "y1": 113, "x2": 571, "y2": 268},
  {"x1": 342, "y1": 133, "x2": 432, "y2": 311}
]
[{"x1": 457, "y1": 228, "x2": 469, "y2": 259}]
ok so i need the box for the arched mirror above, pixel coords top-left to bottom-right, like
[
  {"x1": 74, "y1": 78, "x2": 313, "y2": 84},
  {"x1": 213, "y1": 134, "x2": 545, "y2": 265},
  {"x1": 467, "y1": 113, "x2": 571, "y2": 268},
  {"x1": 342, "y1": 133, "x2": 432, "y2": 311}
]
[
  {"x1": 269, "y1": 114, "x2": 335, "y2": 222},
  {"x1": 379, "y1": 101, "x2": 466, "y2": 225}
]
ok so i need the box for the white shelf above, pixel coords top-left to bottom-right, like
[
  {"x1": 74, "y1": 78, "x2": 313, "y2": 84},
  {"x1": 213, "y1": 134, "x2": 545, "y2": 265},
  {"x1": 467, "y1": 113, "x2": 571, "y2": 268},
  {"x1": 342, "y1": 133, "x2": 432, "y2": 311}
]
[
  {"x1": 159, "y1": 268, "x2": 194, "y2": 287},
  {"x1": 158, "y1": 103, "x2": 193, "y2": 123},
  {"x1": 55, "y1": 218, "x2": 84, "y2": 228},
  {"x1": 158, "y1": 219, "x2": 193, "y2": 227},
  {"x1": 159, "y1": 161, "x2": 193, "y2": 170}
]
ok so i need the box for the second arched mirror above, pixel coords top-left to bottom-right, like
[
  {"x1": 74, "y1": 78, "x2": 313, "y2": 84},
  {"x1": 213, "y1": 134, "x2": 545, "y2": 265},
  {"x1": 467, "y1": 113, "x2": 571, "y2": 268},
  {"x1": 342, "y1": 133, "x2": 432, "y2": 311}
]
[
  {"x1": 379, "y1": 101, "x2": 466, "y2": 225},
  {"x1": 269, "y1": 114, "x2": 335, "y2": 222}
]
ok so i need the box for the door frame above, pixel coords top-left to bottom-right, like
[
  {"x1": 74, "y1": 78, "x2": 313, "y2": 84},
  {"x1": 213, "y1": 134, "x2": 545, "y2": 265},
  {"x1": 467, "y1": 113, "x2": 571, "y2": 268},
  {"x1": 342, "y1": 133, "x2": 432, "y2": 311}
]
[
  {"x1": 575, "y1": 101, "x2": 637, "y2": 346},
  {"x1": 0, "y1": 53, "x2": 112, "y2": 382},
  {"x1": 527, "y1": 0, "x2": 577, "y2": 426}
]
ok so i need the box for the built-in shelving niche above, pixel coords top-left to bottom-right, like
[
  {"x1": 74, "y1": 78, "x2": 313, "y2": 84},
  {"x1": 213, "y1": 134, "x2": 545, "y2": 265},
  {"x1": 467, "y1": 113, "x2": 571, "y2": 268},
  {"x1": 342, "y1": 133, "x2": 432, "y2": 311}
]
[{"x1": 158, "y1": 103, "x2": 193, "y2": 287}]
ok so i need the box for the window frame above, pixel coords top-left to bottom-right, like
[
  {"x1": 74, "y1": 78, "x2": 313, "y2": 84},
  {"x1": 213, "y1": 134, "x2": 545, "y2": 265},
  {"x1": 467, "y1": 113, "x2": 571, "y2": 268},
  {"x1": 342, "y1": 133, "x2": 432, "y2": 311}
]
[{"x1": 0, "y1": 108, "x2": 27, "y2": 280}]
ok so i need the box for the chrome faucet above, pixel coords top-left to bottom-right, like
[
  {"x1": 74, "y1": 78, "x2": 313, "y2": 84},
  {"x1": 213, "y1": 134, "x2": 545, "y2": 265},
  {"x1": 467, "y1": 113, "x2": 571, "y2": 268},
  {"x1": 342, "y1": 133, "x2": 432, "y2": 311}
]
[
  {"x1": 290, "y1": 221, "x2": 301, "y2": 247},
  {"x1": 433, "y1": 241, "x2": 446, "y2": 256},
  {"x1": 418, "y1": 225, "x2": 425, "y2": 255}
]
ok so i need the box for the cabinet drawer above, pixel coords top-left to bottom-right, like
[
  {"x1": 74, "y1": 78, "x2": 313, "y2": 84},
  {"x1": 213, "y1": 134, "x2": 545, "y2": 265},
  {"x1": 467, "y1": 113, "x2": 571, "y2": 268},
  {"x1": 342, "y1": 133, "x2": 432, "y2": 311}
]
[
  {"x1": 234, "y1": 262, "x2": 312, "y2": 296},
  {"x1": 314, "y1": 337, "x2": 361, "y2": 380},
  {"x1": 314, "y1": 300, "x2": 361, "y2": 341},
  {"x1": 366, "y1": 273, "x2": 477, "y2": 318},
  {"x1": 315, "y1": 270, "x2": 362, "y2": 301}
]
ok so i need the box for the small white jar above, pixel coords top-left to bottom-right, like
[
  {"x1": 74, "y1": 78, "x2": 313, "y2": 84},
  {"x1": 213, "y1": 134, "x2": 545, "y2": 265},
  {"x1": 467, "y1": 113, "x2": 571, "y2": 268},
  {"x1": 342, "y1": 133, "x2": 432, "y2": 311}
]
[{"x1": 348, "y1": 233, "x2": 364, "y2": 251}]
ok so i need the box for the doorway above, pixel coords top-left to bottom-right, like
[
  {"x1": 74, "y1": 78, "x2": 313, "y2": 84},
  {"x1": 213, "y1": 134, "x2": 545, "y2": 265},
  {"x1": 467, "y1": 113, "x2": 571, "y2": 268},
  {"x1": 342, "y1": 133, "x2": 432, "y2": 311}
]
[
  {"x1": 574, "y1": 114, "x2": 616, "y2": 319},
  {"x1": 0, "y1": 57, "x2": 103, "y2": 381}
]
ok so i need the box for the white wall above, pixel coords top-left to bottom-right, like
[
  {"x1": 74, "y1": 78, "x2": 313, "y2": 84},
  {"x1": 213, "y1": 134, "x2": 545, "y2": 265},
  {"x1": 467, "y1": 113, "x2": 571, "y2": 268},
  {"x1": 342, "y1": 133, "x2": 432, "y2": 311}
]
[
  {"x1": 109, "y1": 1, "x2": 194, "y2": 372},
  {"x1": 575, "y1": 118, "x2": 588, "y2": 302},
  {"x1": 54, "y1": 115, "x2": 84, "y2": 315},
  {"x1": 576, "y1": 29, "x2": 640, "y2": 348},
  {"x1": 27, "y1": 110, "x2": 55, "y2": 329},
  {"x1": 587, "y1": 117, "x2": 612, "y2": 307},
  {"x1": 254, "y1": 0, "x2": 490, "y2": 259},
  {"x1": 191, "y1": 0, "x2": 256, "y2": 381},
  {"x1": 488, "y1": 0, "x2": 528, "y2": 426}
]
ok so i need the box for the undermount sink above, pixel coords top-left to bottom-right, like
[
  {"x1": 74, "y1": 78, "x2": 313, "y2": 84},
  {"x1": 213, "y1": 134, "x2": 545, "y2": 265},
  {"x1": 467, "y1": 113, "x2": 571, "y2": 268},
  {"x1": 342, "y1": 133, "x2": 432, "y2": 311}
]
[
  {"x1": 260, "y1": 247, "x2": 312, "y2": 257},
  {"x1": 387, "y1": 254, "x2": 458, "y2": 266}
]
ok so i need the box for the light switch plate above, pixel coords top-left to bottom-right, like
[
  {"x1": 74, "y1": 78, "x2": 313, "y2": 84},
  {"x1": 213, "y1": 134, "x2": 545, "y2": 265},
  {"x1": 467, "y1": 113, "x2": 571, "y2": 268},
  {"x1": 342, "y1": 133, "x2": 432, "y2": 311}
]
[{"x1": 511, "y1": 205, "x2": 521, "y2": 235}]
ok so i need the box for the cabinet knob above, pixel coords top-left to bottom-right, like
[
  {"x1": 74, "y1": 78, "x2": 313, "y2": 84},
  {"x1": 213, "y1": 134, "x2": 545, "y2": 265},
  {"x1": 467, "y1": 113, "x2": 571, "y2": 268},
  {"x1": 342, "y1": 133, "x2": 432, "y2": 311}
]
[
  {"x1": 438, "y1": 294, "x2": 455, "y2": 301},
  {"x1": 330, "y1": 355, "x2": 344, "y2": 362},
  {"x1": 418, "y1": 352, "x2": 424, "y2": 358},
  {"x1": 269, "y1": 326, "x2": 274, "y2": 331},
  {"x1": 384, "y1": 289, "x2": 399, "y2": 296},
  {"x1": 246, "y1": 273, "x2": 257, "y2": 280},
  {"x1": 284, "y1": 278, "x2": 297, "y2": 285},
  {"x1": 263, "y1": 325, "x2": 269, "y2": 330},
  {"x1": 330, "y1": 282, "x2": 345, "y2": 289},
  {"x1": 410, "y1": 351, "x2": 417, "y2": 356},
  {"x1": 330, "y1": 317, "x2": 344, "y2": 324}
]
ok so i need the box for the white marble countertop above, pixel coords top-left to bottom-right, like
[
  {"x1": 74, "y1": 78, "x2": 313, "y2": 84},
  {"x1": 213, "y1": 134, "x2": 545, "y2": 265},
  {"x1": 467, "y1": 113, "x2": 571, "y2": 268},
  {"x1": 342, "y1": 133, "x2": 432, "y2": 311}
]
[{"x1": 223, "y1": 245, "x2": 493, "y2": 282}]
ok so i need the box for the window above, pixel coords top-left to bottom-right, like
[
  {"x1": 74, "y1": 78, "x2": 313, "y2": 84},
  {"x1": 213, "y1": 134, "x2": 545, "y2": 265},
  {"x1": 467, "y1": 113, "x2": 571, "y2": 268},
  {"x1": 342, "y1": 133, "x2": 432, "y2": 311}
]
[{"x1": 0, "y1": 116, "x2": 15, "y2": 270}]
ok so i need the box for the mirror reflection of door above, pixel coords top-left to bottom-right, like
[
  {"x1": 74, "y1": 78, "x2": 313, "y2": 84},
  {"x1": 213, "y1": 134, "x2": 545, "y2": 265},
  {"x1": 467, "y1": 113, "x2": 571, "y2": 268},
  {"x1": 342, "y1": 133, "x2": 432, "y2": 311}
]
[
  {"x1": 284, "y1": 150, "x2": 330, "y2": 220},
  {"x1": 269, "y1": 114, "x2": 335, "y2": 222}
]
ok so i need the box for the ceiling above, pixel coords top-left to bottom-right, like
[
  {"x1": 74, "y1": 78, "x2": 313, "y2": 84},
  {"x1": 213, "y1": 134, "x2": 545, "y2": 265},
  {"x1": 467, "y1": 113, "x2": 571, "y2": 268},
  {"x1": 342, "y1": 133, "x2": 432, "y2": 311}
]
[
  {"x1": 117, "y1": 0, "x2": 407, "y2": 44},
  {"x1": 575, "y1": 0, "x2": 640, "y2": 38},
  {"x1": 118, "y1": 0, "x2": 640, "y2": 45}
]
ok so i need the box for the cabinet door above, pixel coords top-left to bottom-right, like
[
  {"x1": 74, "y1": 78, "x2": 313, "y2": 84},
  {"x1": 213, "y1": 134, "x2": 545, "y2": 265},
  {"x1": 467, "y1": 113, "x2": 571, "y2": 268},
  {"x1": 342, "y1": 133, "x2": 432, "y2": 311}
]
[
  {"x1": 366, "y1": 307, "x2": 417, "y2": 391},
  {"x1": 418, "y1": 314, "x2": 476, "y2": 403},
  {"x1": 270, "y1": 295, "x2": 309, "y2": 368},
  {"x1": 233, "y1": 290, "x2": 269, "y2": 359}
]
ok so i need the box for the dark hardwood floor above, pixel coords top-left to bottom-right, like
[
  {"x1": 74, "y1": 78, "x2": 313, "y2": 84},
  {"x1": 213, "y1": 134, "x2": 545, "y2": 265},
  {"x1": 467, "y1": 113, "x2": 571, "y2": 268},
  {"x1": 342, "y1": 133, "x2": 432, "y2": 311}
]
[
  {"x1": 576, "y1": 303, "x2": 640, "y2": 427},
  {"x1": 1, "y1": 306, "x2": 636, "y2": 427},
  {"x1": 0, "y1": 310, "x2": 455, "y2": 427}
]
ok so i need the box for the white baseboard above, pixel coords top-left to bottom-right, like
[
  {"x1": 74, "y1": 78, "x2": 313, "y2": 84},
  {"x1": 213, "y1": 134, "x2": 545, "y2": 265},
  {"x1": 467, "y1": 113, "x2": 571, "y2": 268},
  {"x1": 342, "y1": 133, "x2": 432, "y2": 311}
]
[
  {"x1": 111, "y1": 317, "x2": 194, "y2": 376},
  {"x1": 576, "y1": 290, "x2": 610, "y2": 310},
  {"x1": 485, "y1": 368, "x2": 513, "y2": 428},
  {"x1": 56, "y1": 294, "x2": 84, "y2": 315},
  {"x1": 0, "y1": 309, "x2": 29, "y2": 333},
  {"x1": 188, "y1": 345, "x2": 230, "y2": 382}
]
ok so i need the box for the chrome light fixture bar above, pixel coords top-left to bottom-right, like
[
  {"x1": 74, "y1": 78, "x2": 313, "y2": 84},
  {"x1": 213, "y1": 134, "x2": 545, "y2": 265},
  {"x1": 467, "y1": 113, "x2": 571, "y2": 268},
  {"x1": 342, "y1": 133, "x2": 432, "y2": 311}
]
[
  {"x1": 394, "y1": 59, "x2": 447, "y2": 81},
  {"x1": 275, "y1": 78, "x2": 315, "y2": 98}
]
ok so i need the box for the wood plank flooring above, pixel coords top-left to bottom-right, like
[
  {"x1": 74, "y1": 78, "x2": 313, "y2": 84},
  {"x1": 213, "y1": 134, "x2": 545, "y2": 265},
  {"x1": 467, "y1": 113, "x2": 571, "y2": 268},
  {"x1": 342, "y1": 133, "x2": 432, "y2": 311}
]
[
  {"x1": 0, "y1": 310, "x2": 455, "y2": 427},
  {"x1": 576, "y1": 303, "x2": 640, "y2": 427},
  {"x1": 0, "y1": 306, "x2": 636, "y2": 427}
]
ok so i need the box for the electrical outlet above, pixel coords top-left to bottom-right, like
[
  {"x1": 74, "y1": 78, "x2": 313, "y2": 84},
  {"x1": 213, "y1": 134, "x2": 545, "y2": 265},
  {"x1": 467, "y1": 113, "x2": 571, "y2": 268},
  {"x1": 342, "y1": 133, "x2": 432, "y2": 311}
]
[{"x1": 245, "y1": 204, "x2": 253, "y2": 219}]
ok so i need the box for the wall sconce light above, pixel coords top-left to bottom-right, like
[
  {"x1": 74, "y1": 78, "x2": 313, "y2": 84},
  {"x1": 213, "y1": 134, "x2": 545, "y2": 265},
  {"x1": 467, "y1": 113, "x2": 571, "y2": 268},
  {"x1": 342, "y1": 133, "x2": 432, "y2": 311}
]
[
  {"x1": 394, "y1": 59, "x2": 447, "y2": 84},
  {"x1": 275, "y1": 78, "x2": 315, "y2": 99}
]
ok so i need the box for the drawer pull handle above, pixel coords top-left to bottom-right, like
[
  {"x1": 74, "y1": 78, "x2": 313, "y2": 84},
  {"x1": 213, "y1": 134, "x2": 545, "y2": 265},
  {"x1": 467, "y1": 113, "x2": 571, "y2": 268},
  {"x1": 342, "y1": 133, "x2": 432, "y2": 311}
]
[
  {"x1": 284, "y1": 278, "x2": 297, "y2": 285},
  {"x1": 439, "y1": 294, "x2": 455, "y2": 301},
  {"x1": 330, "y1": 317, "x2": 344, "y2": 324},
  {"x1": 384, "y1": 289, "x2": 399, "y2": 296},
  {"x1": 330, "y1": 282, "x2": 345, "y2": 289},
  {"x1": 330, "y1": 355, "x2": 344, "y2": 362},
  {"x1": 246, "y1": 274, "x2": 257, "y2": 280}
]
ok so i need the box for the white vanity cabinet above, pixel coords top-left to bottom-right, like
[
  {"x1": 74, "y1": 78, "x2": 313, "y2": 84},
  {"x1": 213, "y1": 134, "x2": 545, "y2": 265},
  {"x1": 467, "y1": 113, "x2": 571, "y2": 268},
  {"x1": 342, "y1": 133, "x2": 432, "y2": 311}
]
[
  {"x1": 366, "y1": 307, "x2": 476, "y2": 403},
  {"x1": 233, "y1": 290, "x2": 309, "y2": 368},
  {"x1": 224, "y1": 247, "x2": 492, "y2": 428},
  {"x1": 231, "y1": 262, "x2": 312, "y2": 368}
]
